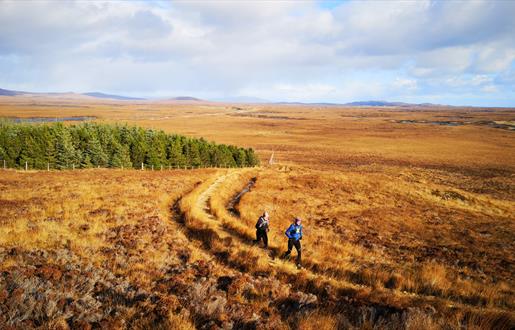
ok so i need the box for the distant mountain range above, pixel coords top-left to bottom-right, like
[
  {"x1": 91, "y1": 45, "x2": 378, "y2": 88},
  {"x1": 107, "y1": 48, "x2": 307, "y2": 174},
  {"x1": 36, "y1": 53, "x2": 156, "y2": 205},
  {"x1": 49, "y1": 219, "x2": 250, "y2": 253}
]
[
  {"x1": 224, "y1": 99, "x2": 441, "y2": 107},
  {"x1": 0, "y1": 88, "x2": 206, "y2": 102},
  {"x1": 342, "y1": 100, "x2": 440, "y2": 107},
  {"x1": 213, "y1": 96, "x2": 271, "y2": 103},
  {"x1": 0, "y1": 88, "x2": 148, "y2": 100},
  {"x1": 82, "y1": 92, "x2": 145, "y2": 101},
  {"x1": 0, "y1": 88, "x2": 26, "y2": 96},
  {"x1": 1, "y1": 87, "x2": 443, "y2": 107},
  {"x1": 164, "y1": 96, "x2": 203, "y2": 101}
]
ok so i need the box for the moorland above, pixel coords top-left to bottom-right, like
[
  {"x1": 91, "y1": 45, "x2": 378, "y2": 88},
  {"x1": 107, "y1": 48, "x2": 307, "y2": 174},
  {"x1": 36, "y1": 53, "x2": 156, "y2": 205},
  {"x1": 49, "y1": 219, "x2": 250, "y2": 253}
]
[{"x1": 0, "y1": 95, "x2": 513, "y2": 329}]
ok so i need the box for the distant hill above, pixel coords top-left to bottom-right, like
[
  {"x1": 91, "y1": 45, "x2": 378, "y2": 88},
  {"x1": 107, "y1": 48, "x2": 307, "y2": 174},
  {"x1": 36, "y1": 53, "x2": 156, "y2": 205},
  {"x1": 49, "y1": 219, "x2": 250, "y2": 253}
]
[
  {"x1": 0, "y1": 88, "x2": 145, "y2": 101},
  {"x1": 271, "y1": 100, "x2": 444, "y2": 107},
  {"x1": 0, "y1": 87, "x2": 447, "y2": 107},
  {"x1": 343, "y1": 100, "x2": 442, "y2": 107},
  {"x1": 154, "y1": 96, "x2": 208, "y2": 103},
  {"x1": 0, "y1": 87, "x2": 204, "y2": 102},
  {"x1": 170, "y1": 96, "x2": 203, "y2": 101},
  {"x1": 0, "y1": 88, "x2": 77, "y2": 97},
  {"x1": 0, "y1": 88, "x2": 24, "y2": 96},
  {"x1": 274, "y1": 101, "x2": 341, "y2": 106},
  {"x1": 213, "y1": 96, "x2": 271, "y2": 103},
  {"x1": 344, "y1": 101, "x2": 404, "y2": 106},
  {"x1": 82, "y1": 92, "x2": 145, "y2": 101}
]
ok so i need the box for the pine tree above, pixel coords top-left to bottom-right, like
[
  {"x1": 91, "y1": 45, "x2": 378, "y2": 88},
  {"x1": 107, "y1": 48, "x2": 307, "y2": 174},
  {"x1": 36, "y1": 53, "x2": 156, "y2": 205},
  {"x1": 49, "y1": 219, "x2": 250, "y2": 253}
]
[
  {"x1": 42, "y1": 125, "x2": 57, "y2": 169},
  {"x1": 246, "y1": 148, "x2": 259, "y2": 166},
  {"x1": 188, "y1": 140, "x2": 202, "y2": 166},
  {"x1": 55, "y1": 125, "x2": 77, "y2": 169},
  {"x1": 235, "y1": 149, "x2": 247, "y2": 167},
  {"x1": 198, "y1": 139, "x2": 211, "y2": 166},
  {"x1": 146, "y1": 130, "x2": 167, "y2": 167},
  {"x1": 3, "y1": 124, "x2": 23, "y2": 168},
  {"x1": 0, "y1": 145, "x2": 6, "y2": 165},
  {"x1": 87, "y1": 133, "x2": 108, "y2": 167},
  {"x1": 81, "y1": 153, "x2": 93, "y2": 168},
  {"x1": 168, "y1": 136, "x2": 185, "y2": 166},
  {"x1": 110, "y1": 142, "x2": 132, "y2": 168},
  {"x1": 18, "y1": 127, "x2": 36, "y2": 168},
  {"x1": 129, "y1": 127, "x2": 148, "y2": 168}
]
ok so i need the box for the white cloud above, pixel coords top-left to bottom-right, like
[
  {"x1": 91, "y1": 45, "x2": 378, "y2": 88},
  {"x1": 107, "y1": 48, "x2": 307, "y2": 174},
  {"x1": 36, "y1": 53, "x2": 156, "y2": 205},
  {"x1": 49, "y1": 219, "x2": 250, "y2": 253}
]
[
  {"x1": 481, "y1": 85, "x2": 498, "y2": 93},
  {"x1": 0, "y1": 0, "x2": 513, "y2": 105},
  {"x1": 394, "y1": 78, "x2": 418, "y2": 91}
]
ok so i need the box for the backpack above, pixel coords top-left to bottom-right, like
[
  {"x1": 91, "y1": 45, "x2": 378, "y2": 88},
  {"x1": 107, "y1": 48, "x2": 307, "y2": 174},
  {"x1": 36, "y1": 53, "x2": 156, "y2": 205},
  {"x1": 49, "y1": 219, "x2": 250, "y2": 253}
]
[{"x1": 255, "y1": 216, "x2": 266, "y2": 230}]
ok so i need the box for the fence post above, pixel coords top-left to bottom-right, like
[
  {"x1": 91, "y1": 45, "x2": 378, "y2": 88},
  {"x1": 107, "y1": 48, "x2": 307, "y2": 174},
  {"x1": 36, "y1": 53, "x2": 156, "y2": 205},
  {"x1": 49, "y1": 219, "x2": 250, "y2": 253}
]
[
  {"x1": 72, "y1": 164, "x2": 75, "y2": 170},
  {"x1": 151, "y1": 165, "x2": 154, "y2": 171},
  {"x1": 3, "y1": 159, "x2": 6, "y2": 169},
  {"x1": 25, "y1": 161, "x2": 28, "y2": 171},
  {"x1": 160, "y1": 165, "x2": 163, "y2": 171},
  {"x1": 141, "y1": 163, "x2": 144, "y2": 170},
  {"x1": 47, "y1": 163, "x2": 50, "y2": 171}
]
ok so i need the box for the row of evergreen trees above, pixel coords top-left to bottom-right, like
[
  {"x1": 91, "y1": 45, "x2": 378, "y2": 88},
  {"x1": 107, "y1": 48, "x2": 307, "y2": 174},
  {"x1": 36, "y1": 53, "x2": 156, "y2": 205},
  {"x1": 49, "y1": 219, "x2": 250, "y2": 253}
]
[{"x1": 0, "y1": 121, "x2": 259, "y2": 170}]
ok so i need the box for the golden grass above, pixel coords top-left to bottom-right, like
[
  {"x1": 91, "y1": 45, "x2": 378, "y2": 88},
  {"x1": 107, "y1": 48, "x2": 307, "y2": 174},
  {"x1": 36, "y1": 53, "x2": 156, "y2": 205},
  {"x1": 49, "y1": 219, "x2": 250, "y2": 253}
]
[
  {"x1": 236, "y1": 166, "x2": 514, "y2": 309},
  {"x1": 173, "y1": 165, "x2": 513, "y2": 327},
  {"x1": 0, "y1": 96, "x2": 513, "y2": 328}
]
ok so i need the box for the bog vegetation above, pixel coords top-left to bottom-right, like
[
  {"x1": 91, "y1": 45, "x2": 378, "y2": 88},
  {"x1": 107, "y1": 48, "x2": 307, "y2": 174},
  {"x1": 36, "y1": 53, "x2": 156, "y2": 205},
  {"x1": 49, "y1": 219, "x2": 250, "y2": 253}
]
[
  {"x1": 0, "y1": 121, "x2": 259, "y2": 169},
  {"x1": 0, "y1": 100, "x2": 513, "y2": 329}
]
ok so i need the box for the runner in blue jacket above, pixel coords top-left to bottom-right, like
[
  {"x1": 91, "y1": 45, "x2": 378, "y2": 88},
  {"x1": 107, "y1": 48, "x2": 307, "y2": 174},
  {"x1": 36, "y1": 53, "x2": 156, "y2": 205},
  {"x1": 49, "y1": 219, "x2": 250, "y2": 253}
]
[{"x1": 282, "y1": 217, "x2": 303, "y2": 268}]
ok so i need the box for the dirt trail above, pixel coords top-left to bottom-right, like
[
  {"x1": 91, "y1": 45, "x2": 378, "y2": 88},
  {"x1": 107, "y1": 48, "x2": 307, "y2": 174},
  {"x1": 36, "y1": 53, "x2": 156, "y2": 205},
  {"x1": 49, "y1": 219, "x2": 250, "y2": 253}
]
[
  {"x1": 196, "y1": 173, "x2": 231, "y2": 225},
  {"x1": 173, "y1": 169, "x2": 515, "y2": 325},
  {"x1": 178, "y1": 170, "x2": 415, "y2": 290},
  {"x1": 193, "y1": 171, "x2": 245, "y2": 242},
  {"x1": 175, "y1": 168, "x2": 314, "y2": 276}
]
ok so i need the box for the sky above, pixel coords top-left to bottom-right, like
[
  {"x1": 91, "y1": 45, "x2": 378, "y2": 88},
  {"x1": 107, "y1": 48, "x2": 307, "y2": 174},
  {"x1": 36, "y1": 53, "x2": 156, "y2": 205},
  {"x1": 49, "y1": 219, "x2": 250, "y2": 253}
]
[{"x1": 1, "y1": 0, "x2": 514, "y2": 106}]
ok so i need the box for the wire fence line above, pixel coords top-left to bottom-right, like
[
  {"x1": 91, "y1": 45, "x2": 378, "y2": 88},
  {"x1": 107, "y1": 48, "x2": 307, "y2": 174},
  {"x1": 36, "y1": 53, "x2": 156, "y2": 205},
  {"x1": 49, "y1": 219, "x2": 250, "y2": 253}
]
[{"x1": 0, "y1": 159, "x2": 258, "y2": 172}]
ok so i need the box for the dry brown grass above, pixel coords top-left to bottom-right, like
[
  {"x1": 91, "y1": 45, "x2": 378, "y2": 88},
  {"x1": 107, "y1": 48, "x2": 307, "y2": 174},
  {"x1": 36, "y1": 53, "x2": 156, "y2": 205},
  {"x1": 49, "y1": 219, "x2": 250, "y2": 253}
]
[
  {"x1": 0, "y1": 169, "x2": 214, "y2": 328},
  {"x1": 237, "y1": 166, "x2": 514, "y2": 309},
  {"x1": 0, "y1": 96, "x2": 514, "y2": 329}
]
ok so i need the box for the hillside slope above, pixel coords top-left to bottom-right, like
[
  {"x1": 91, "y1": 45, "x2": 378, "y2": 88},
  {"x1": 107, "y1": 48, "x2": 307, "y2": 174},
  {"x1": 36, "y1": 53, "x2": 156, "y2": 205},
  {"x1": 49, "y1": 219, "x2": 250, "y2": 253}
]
[{"x1": 0, "y1": 165, "x2": 512, "y2": 329}]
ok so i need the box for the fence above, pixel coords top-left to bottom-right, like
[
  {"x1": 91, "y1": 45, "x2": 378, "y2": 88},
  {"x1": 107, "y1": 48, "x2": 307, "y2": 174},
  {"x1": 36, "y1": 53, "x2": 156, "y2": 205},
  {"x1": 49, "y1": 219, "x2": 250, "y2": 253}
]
[{"x1": 1, "y1": 159, "x2": 257, "y2": 172}]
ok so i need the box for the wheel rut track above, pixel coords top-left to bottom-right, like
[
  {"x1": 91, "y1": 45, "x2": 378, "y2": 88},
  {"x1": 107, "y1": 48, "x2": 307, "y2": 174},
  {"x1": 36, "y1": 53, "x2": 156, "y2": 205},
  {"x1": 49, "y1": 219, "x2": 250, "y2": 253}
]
[
  {"x1": 172, "y1": 170, "x2": 514, "y2": 326},
  {"x1": 169, "y1": 174, "x2": 340, "y2": 328},
  {"x1": 172, "y1": 171, "x2": 410, "y2": 319}
]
